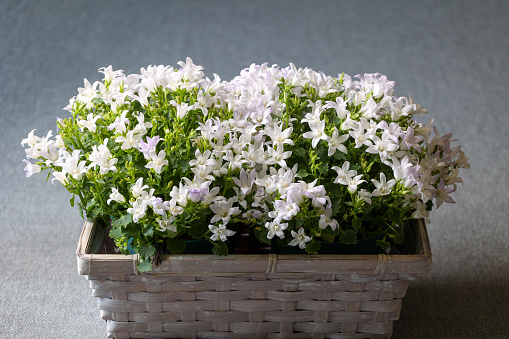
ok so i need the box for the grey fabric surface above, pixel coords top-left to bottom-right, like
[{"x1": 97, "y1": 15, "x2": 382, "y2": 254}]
[{"x1": 1, "y1": 0, "x2": 508, "y2": 338}]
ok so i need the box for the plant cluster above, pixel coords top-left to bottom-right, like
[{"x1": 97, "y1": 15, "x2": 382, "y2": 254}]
[{"x1": 22, "y1": 59, "x2": 469, "y2": 271}]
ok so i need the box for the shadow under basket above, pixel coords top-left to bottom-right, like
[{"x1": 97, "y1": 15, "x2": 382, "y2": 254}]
[{"x1": 77, "y1": 219, "x2": 431, "y2": 339}]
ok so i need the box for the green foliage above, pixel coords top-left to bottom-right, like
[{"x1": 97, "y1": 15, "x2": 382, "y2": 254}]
[
  {"x1": 340, "y1": 230, "x2": 357, "y2": 245},
  {"x1": 212, "y1": 241, "x2": 228, "y2": 256},
  {"x1": 166, "y1": 238, "x2": 186, "y2": 254}
]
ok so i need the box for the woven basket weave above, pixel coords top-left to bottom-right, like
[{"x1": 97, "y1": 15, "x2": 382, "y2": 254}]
[{"x1": 77, "y1": 218, "x2": 431, "y2": 339}]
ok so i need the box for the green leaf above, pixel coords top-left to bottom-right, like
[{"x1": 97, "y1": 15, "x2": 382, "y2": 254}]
[
  {"x1": 352, "y1": 217, "x2": 362, "y2": 231},
  {"x1": 376, "y1": 238, "x2": 391, "y2": 250},
  {"x1": 137, "y1": 258, "x2": 153, "y2": 272},
  {"x1": 86, "y1": 198, "x2": 96, "y2": 211},
  {"x1": 166, "y1": 238, "x2": 186, "y2": 254},
  {"x1": 293, "y1": 147, "x2": 307, "y2": 159},
  {"x1": 109, "y1": 227, "x2": 123, "y2": 239},
  {"x1": 340, "y1": 230, "x2": 357, "y2": 245},
  {"x1": 321, "y1": 228, "x2": 336, "y2": 243},
  {"x1": 179, "y1": 159, "x2": 189, "y2": 173},
  {"x1": 125, "y1": 222, "x2": 139, "y2": 235},
  {"x1": 305, "y1": 239, "x2": 321, "y2": 254},
  {"x1": 297, "y1": 169, "x2": 309, "y2": 179},
  {"x1": 317, "y1": 162, "x2": 329, "y2": 175},
  {"x1": 133, "y1": 156, "x2": 146, "y2": 170},
  {"x1": 136, "y1": 243, "x2": 156, "y2": 260},
  {"x1": 111, "y1": 214, "x2": 132, "y2": 228},
  {"x1": 254, "y1": 228, "x2": 271, "y2": 245},
  {"x1": 70, "y1": 195, "x2": 75, "y2": 207},
  {"x1": 393, "y1": 230, "x2": 405, "y2": 244},
  {"x1": 143, "y1": 224, "x2": 154, "y2": 237},
  {"x1": 388, "y1": 208, "x2": 401, "y2": 225},
  {"x1": 188, "y1": 216, "x2": 209, "y2": 239},
  {"x1": 212, "y1": 241, "x2": 228, "y2": 256},
  {"x1": 333, "y1": 151, "x2": 347, "y2": 161}
]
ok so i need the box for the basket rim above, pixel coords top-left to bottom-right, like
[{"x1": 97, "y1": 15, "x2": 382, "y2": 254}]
[{"x1": 77, "y1": 218, "x2": 431, "y2": 277}]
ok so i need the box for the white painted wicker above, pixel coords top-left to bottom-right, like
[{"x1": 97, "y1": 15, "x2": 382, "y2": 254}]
[{"x1": 77, "y1": 218, "x2": 431, "y2": 339}]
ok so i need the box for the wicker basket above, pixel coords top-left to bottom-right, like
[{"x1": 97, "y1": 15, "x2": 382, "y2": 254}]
[{"x1": 77, "y1": 218, "x2": 431, "y2": 339}]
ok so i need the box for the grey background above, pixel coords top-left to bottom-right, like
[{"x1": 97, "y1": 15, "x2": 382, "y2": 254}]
[{"x1": 1, "y1": 0, "x2": 508, "y2": 338}]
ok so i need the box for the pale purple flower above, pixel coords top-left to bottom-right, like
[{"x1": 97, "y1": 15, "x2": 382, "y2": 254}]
[
  {"x1": 429, "y1": 179, "x2": 456, "y2": 208},
  {"x1": 23, "y1": 160, "x2": 41, "y2": 177},
  {"x1": 137, "y1": 136, "x2": 162, "y2": 159}
]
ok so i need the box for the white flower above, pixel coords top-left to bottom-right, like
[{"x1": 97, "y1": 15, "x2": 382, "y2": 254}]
[
  {"x1": 371, "y1": 173, "x2": 396, "y2": 196},
  {"x1": 223, "y1": 150, "x2": 247, "y2": 171},
  {"x1": 131, "y1": 178, "x2": 149, "y2": 198},
  {"x1": 359, "y1": 97, "x2": 380, "y2": 119},
  {"x1": 189, "y1": 149, "x2": 216, "y2": 167},
  {"x1": 325, "y1": 96, "x2": 349, "y2": 120},
  {"x1": 51, "y1": 171, "x2": 68, "y2": 185},
  {"x1": 77, "y1": 113, "x2": 101, "y2": 133},
  {"x1": 166, "y1": 198, "x2": 184, "y2": 216},
  {"x1": 209, "y1": 224, "x2": 235, "y2": 242},
  {"x1": 21, "y1": 129, "x2": 43, "y2": 148},
  {"x1": 39, "y1": 142, "x2": 60, "y2": 165},
  {"x1": 358, "y1": 189, "x2": 373, "y2": 204},
  {"x1": 157, "y1": 213, "x2": 177, "y2": 232},
  {"x1": 385, "y1": 156, "x2": 413, "y2": 181},
  {"x1": 411, "y1": 200, "x2": 430, "y2": 224},
  {"x1": 133, "y1": 113, "x2": 152, "y2": 135},
  {"x1": 289, "y1": 228, "x2": 312, "y2": 249},
  {"x1": 271, "y1": 200, "x2": 300, "y2": 220},
  {"x1": 233, "y1": 168, "x2": 256, "y2": 195},
  {"x1": 170, "y1": 100, "x2": 200, "y2": 119},
  {"x1": 265, "y1": 123, "x2": 294, "y2": 147},
  {"x1": 366, "y1": 135, "x2": 399, "y2": 162},
  {"x1": 348, "y1": 124, "x2": 372, "y2": 148},
  {"x1": 107, "y1": 111, "x2": 130, "y2": 134},
  {"x1": 115, "y1": 130, "x2": 142, "y2": 150},
  {"x1": 302, "y1": 120, "x2": 328, "y2": 148},
  {"x1": 127, "y1": 199, "x2": 148, "y2": 222},
  {"x1": 201, "y1": 187, "x2": 222, "y2": 205},
  {"x1": 303, "y1": 185, "x2": 330, "y2": 208},
  {"x1": 170, "y1": 182, "x2": 189, "y2": 207},
  {"x1": 76, "y1": 79, "x2": 99, "y2": 109},
  {"x1": 107, "y1": 187, "x2": 125, "y2": 205},
  {"x1": 265, "y1": 219, "x2": 288, "y2": 240},
  {"x1": 98, "y1": 65, "x2": 123, "y2": 82},
  {"x1": 145, "y1": 150, "x2": 168, "y2": 174},
  {"x1": 326, "y1": 127, "x2": 349, "y2": 156},
  {"x1": 88, "y1": 139, "x2": 118, "y2": 175},
  {"x1": 332, "y1": 161, "x2": 356, "y2": 186},
  {"x1": 242, "y1": 143, "x2": 266, "y2": 167},
  {"x1": 209, "y1": 198, "x2": 240, "y2": 225},
  {"x1": 319, "y1": 208, "x2": 339, "y2": 230},
  {"x1": 62, "y1": 150, "x2": 87, "y2": 180},
  {"x1": 265, "y1": 146, "x2": 292, "y2": 168},
  {"x1": 347, "y1": 174, "x2": 366, "y2": 194}
]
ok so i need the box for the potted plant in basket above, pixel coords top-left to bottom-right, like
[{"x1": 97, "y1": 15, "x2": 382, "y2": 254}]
[{"x1": 21, "y1": 59, "x2": 469, "y2": 272}]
